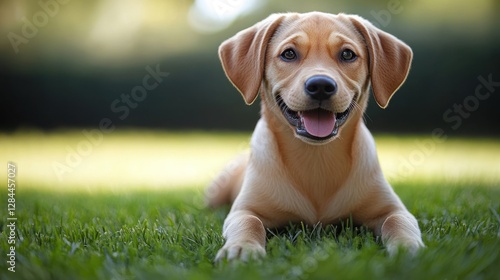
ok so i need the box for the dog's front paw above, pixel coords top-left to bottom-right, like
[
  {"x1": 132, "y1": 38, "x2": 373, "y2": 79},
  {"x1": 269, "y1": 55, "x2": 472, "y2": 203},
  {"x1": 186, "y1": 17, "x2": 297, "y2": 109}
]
[
  {"x1": 215, "y1": 241, "x2": 266, "y2": 262},
  {"x1": 381, "y1": 213, "x2": 425, "y2": 256},
  {"x1": 385, "y1": 238, "x2": 425, "y2": 256}
]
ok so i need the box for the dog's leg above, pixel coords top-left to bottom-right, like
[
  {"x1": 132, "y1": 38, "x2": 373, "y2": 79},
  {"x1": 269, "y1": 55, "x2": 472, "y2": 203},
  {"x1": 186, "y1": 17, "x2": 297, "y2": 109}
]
[
  {"x1": 215, "y1": 210, "x2": 267, "y2": 262},
  {"x1": 354, "y1": 184, "x2": 425, "y2": 255},
  {"x1": 361, "y1": 206, "x2": 424, "y2": 256},
  {"x1": 205, "y1": 153, "x2": 248, "y2": 208},
  {"x1": 380, "y1": 211, "x2": 424, "y2": 255}
]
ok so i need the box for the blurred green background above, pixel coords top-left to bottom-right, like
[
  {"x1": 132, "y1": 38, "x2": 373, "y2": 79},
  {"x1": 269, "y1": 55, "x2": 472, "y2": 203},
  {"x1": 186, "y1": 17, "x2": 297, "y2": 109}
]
[
  {"x1": 1, "y1": 0, "x2": 499, "y2": 134},
  {"x1": 1, "y1": 0, "x2": 500, "y2": 191}
]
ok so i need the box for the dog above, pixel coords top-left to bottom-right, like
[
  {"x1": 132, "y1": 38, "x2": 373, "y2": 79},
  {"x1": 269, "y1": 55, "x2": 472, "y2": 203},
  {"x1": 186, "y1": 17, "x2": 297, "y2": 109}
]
[{"x1": 206, "y1": 12, "x2": 424, "y2": 261}]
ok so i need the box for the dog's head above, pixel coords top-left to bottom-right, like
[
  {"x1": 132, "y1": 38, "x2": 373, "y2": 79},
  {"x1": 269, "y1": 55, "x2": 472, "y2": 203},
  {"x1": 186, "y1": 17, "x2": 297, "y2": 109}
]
[{"x1": 219, "y1": 12, "x2": 412, "y2": 144}]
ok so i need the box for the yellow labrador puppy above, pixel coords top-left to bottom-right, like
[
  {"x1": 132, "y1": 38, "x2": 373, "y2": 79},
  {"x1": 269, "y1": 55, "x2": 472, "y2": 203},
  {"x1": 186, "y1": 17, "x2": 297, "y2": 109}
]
[{"x1": 207, "y1": 12, "x2": 424, "y2": 261}]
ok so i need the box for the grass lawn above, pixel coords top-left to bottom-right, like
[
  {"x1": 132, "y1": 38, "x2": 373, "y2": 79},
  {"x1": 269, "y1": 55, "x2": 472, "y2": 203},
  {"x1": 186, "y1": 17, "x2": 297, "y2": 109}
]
[{"x1": 1, "y1": 130, "x2": 500, "y2": 279}]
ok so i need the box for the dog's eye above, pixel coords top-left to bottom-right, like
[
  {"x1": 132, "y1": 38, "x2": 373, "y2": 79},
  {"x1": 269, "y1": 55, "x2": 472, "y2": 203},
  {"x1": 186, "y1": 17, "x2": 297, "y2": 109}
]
[
  {"x1": 280, "y1": 49, "x2": 297, "y2": 61},
  {"x1": 340, "y1": 49, "x2": 357, "y2": 61}
]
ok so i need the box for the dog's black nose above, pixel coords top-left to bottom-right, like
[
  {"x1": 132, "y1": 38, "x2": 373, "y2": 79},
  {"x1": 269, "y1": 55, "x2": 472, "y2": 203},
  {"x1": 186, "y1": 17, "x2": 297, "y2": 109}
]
[{"x1": 304, "y1": 76, "x2": 337, "y2": 100}]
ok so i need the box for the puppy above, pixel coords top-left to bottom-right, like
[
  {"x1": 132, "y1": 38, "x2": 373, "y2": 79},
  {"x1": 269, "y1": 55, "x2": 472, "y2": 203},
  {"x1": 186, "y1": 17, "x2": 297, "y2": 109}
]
[{"x1": 206, "y1": 12, "x2": 424, "y2": 261}]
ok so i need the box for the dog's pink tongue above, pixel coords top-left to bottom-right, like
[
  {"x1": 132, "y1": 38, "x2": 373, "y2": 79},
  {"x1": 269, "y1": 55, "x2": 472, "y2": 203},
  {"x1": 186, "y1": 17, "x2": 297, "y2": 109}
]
[{"x1": 301, "y1": 109, "x2": 336, "y2": 138}]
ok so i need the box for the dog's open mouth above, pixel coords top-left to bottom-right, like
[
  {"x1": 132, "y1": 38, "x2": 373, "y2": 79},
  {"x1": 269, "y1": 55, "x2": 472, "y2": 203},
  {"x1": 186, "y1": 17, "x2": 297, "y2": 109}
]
[{"x1": 276, "y1": 95, "x2": 355, "y2": 141}]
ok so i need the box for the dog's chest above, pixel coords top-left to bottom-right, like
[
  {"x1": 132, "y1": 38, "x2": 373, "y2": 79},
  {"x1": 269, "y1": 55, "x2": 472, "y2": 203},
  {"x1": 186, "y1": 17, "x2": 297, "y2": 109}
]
[{"x1": 275, "y1": 167, "x2": 353, "y2": 225}]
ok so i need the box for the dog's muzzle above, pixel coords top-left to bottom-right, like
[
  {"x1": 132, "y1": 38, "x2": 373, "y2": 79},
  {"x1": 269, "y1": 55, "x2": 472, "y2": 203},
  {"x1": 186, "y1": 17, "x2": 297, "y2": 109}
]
[{"x1": 276, "y1": 95, "x2": 355, "y2": 141}]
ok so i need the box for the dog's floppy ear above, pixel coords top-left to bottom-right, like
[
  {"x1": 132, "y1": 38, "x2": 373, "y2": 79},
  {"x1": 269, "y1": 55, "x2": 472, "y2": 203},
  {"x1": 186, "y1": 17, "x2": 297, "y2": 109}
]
[
  {"x1": 348, "y1": 15, "x2": 413, "y2": 108},
  {"x1": 219, "y1": 14, "x2": 286, "y2": 105}
]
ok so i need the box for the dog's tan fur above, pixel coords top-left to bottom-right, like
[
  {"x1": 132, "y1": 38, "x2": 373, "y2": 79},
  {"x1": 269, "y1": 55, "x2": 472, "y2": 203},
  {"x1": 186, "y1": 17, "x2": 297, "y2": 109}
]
[{"x1": 206, "y1": 12, "x2": 424, "y2": 261}]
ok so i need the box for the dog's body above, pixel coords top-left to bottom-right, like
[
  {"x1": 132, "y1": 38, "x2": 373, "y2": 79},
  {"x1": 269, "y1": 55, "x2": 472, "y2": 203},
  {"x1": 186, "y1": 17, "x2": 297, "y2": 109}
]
[{"x1": 207, "y1": 12, "x2": 424, "y2": 261}]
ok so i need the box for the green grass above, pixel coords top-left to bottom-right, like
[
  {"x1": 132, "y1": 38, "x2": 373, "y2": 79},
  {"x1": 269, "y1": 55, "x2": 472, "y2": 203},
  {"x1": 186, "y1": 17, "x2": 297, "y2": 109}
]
[
  {"x1": 1, "y1": 184, "x2": 499, "y2": 280},
  {"x1": 1, "y1": 131, "x2": 500, "y2": 279}
]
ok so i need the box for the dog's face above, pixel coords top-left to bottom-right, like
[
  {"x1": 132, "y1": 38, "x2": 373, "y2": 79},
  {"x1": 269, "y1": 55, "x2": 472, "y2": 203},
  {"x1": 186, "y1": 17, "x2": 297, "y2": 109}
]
[
  {"x1": 219, "y1": 12, "x2": 412, "y2": 144},
  {"x1": 264, "y1": 13, "x2": 369, "y2": 143}
]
